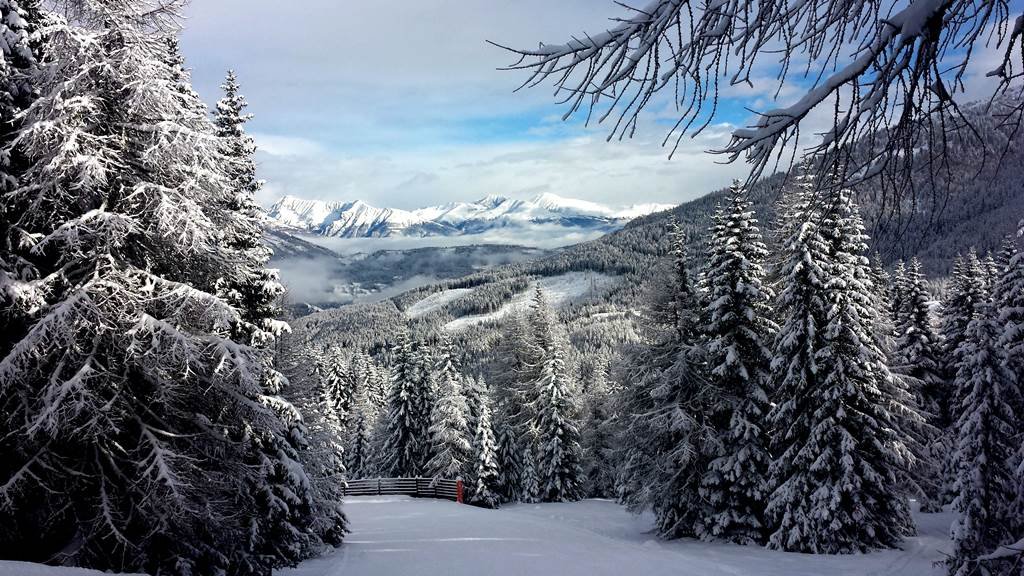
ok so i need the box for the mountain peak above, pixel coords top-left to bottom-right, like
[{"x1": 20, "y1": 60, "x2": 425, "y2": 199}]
[
  {"x1": 476, "y1": 194, "x2": 509, "y2": 208},
  {"x1": 268, "y1": 193, "x2": 675, "y2": 239}
]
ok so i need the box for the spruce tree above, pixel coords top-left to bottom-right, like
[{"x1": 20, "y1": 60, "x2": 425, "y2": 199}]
[
  {"x1": 527, "y1": 287, "x2": 585, "y2": 502},
  {"x1": 581, "y1": 356, "x2": 617, "y2": 498},
  {"x1": 890, "y1": 257, "x2": 947, "y2": 512},
  {"x1": 995, "y1": 239, "x2": 1024, "y2": 387},
  {"x1": 0, "y1": 0, "x2": 41, "y2": 355},
  {"x1": 939, "y1": 250, "x2": 989, "y2": 505},
  {"x1": 209, "y1": 71, "x2": 327, "y2": 569},
  {"x1": 616, "y1": 222, "x2": 712, "y2": 538},
  {"x1": 766, "y1": 180, "x2": 914, "y2": 554},
  {"x1": 697, "y1": 181, "x2": 776, "y2": 545},
  {"x1": 519, "y1": 439, "x2": 541, "y2": 504},
  {"x1": 946, "y1": 300, "x2": 1022, "y2": 576},
  {"x1": 211, "y1": 70, "x2": 286, "y2": 348},
  {"x1": 345, "y1": 388, "x2": 374, "y2": 480},
  {"x1": 890, "y1": 260, "x2": 909, "y2": 328},
  {"x1": 322, "y1": 356, "x2": 356, "y2": 434},
  {"x1": 381, "y1": 333, "x2": 425, "y2": 477},
  {"x1": 894, "y1": 257, "x2": 946, "y2": 422},
  {"x1": 470, "y1": 401, "x2": 501, "y2": 509},
  {"x1": 463, "y1": 374, "x2": 487, "y2": 441},
  {"x1": 942, "y1": 250, "x2": 988, "y2": 384},
  {"x1": 494, "y1": 407, "x2": 523, "y2": 503},
  {"x1": 425, "y1": 342, "x2": 473, "y2": 482},
  {"x1": 0, "y1": 4, "x2": 334, "y2": 572},
  {"x1": 411, "y1": 338, "x2": 438, "y2": 473}
]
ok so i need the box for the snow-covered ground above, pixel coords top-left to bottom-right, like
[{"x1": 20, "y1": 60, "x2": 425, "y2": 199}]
[
  {"x1": 284, "y1": 496, "x2": 953, "y2": 576},
  {"x1": 0, "y1": 562, "x2": 145, "y2": 576},
  {"x1": 405, "y1": 288, "x2": 475, "y2": 318},
  {"x1": 444, "y1": 272, "x2": 617, "y2": 331}
]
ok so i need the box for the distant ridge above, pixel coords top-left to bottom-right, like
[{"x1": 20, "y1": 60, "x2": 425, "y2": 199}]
[{"x1": 267, "y1": 193, "x2": 674, "y2": 239}]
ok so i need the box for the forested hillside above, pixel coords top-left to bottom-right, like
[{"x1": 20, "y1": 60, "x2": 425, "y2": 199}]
[{"x1": 291, "y1": 99, "x2": 1023, "y2": 357}]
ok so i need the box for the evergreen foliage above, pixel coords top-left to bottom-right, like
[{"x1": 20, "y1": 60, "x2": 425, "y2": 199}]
[
  {"x1": 425, "y1": 339, "x2": 473, "y2": 482},
  {"x1": 946, "y1": 299, "x2": 1023, "y2": 576},
  {"x1": 527, "y1": 288, "x2": 586, "y2": 502},
  {"x1": 697, "y1": 181, "x2": 776, "y2": 545},
  {"x1": 0, "y1": 3, "x2": 342, "y2": 572},
  {"x1": 616, "y1": 223, "x2": 712, "y2": 538},
  {"x1": 765, "y1": 176, "x2": 914, "y2": 554},
  {"x1": 470, "y1": 400, "x2": 502, "y2": 509}
]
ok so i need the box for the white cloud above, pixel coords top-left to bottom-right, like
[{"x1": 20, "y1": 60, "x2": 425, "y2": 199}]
[{"x1": 251, "y1": 125, "x2": 749, "y2": 210}]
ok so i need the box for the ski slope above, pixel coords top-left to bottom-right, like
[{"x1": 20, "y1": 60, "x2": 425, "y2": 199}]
[
  {"x1": 443, "y1": 272, "x2": 616, "y2": 331},
  {"x1": 405, "y1": 288, "x2": 475, "y2": 318},
  {"x1": 284, "y1": 496, "x2": 953, "y2": 576}
]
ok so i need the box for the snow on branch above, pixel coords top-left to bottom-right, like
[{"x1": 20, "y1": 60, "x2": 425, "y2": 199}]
[{"x1": 496, "y1": 0, "x2": 1024, "y2": 199}]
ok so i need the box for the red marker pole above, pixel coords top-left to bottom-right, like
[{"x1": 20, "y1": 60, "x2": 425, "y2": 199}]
[{"x1": 456, "y1": 480, "x2": 464, "y2": 504}]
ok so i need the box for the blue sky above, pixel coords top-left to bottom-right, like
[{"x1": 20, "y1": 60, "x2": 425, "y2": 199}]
[{"x1": 179, "y1": 0, "x2": 1011, "y2": 210}]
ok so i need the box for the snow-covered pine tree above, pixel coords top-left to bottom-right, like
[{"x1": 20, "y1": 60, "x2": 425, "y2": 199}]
[
  {"x1": 211, "y1": 70, "x2": 286, "y2": 349},
  {"x1": 889, "y1": 257, "x2": 949, "y2": 512},
  {"x1": 868, "y1": 254, "x2": 898, "y2": 350},
  {"x1": 894, "y1": 258, "x2": 946, "y2": 422},
  {"x1": 946, "y1": 299, "x2": 1023, "y2": 576},
  {"x1": 984, "y1": 250, "x2": 1002, "y2": 295},
  {"x1": 890, "y1": 260, "x2": 909, "y2": 328},
  {"x1": 941, "y1": 249, "x2": 989, "y2": 452},
  {"x1": 321, "y1": 355, "x2": 356, "y2": 434},
  {"x1": 381, "y1": 332, "x2": 426, "y2": 478},
  {"x1": 581, "y1": 356, "x2": 617, "y2": 498},
  {"x1": 425, "y1": 338, "x2": 473, "y2": 483},
  {"x1": 463, "y1": 374, "x2": 487, "y2": 441},
  {"x1": 411, "y1": 337, "x2": 438, "y2": 474},
  {"x1": 273, "y1": 338, "x2": 347, "y2": 561},
  {"x1": 527, "y1": 287, "x2": 585, "y2": 502},
  {"x1": 616, "y1": 221, "x2": 712, "y2": 539},
  {"x1": 519, "y1": 437, "x2": 541, "y2": 504},
  {"x1": 206, "y1": 69, "x2": 332, "y2": 571},
  {"x1": 0, "y1": 3, "x2": 335, "y2": 572},
  {"x1": 493, "y1": 406, "x2": 523, "y2": 503},
  {"x1": 345, "y1": 385, "x2": 374, "y2": 480},
  {"x1": 0, "y1": 0, "x2": 41, "y2": 356},
  {"x1": 766, "y1": 178, "x2": 914, "y2": 554},
  {"x1": 697, "y1": 181, "x2": 777, "y2": 545},
  {"x1": 942, "y1": 251, "x2": 988, "y2": 381},
  {"x1": 356, "y1": 352, "x2": 389, "y2": 412},
  {"x1": 470, "y1": 400, "x2": 501, "y2": 509},
  {"x1": 994, "y1": 238, "x2": 1024, "y2": 387}
]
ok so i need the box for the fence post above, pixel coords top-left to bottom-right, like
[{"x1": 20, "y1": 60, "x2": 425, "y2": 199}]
[
  {"x1": 456, "y1": 480, "x2": 463, "y2": 504},
  {"x1": 377, "y1": 478, "x2": 381, "y2": 496}
]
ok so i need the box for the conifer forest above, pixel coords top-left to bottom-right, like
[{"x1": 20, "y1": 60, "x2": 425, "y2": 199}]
[{"x1": 0, "y1": 1, "x2": 1023, "y2": 575}]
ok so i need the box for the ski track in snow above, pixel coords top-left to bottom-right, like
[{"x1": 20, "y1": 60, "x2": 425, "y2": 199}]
[
  {"x1": 405, "y1": 288, "x2": 475, "y2": 319},
  {"x1": 442, "y1": 272, "x2": 616, "y2": 332},
  {"x1": 283, "y1": 496, "x2": 952, "y2": 576}
]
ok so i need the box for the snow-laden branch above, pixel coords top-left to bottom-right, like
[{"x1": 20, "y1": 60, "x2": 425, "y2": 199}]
[{"x1": 496, "y1": 0, "x2": 1024, "y2": 197}]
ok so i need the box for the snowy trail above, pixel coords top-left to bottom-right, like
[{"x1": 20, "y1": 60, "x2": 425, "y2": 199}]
[{"x1": 283, "y1": 496, "x2": 952, "y2": 576}]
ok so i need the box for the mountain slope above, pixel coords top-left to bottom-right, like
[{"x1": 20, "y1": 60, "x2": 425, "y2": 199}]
[
  {"x1": 268, "y1": 193, "x2": 674, "y2": 239},
  {"x1": 286, "y1": 100, "x2": 1024, "y2": 363}
]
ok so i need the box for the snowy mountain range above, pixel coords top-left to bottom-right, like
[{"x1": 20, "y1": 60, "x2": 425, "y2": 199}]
[{"x1": 267, "y1": 193, "x2": 674, "y2": 238}]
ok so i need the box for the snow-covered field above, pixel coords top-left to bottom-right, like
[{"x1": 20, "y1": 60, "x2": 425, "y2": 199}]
[
  {"x1": 443, "y1": 272, "x2": 617, "y2": 331},
  {"x1": 405, "y1": 288, "x2": 475, "y2": 318},
  {"x1": 284, "y1": 496, "x2": 953, "y2": 576}
]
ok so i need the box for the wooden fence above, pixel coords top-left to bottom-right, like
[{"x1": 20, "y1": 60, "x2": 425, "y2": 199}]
[{"x1": 343, "y1": 477, "x2": 464, "y2": 503}]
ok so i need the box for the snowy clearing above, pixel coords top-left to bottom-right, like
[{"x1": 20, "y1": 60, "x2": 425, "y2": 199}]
[
  {"x1": 284, "y1": 496, "x2": 952, "y2": 576},
  {"x1": 405, "y1": 288, "x2": 475, "y2": 318},
  {"x1": 444, "y1": 272, "x2": 616, "y2": 331}
]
